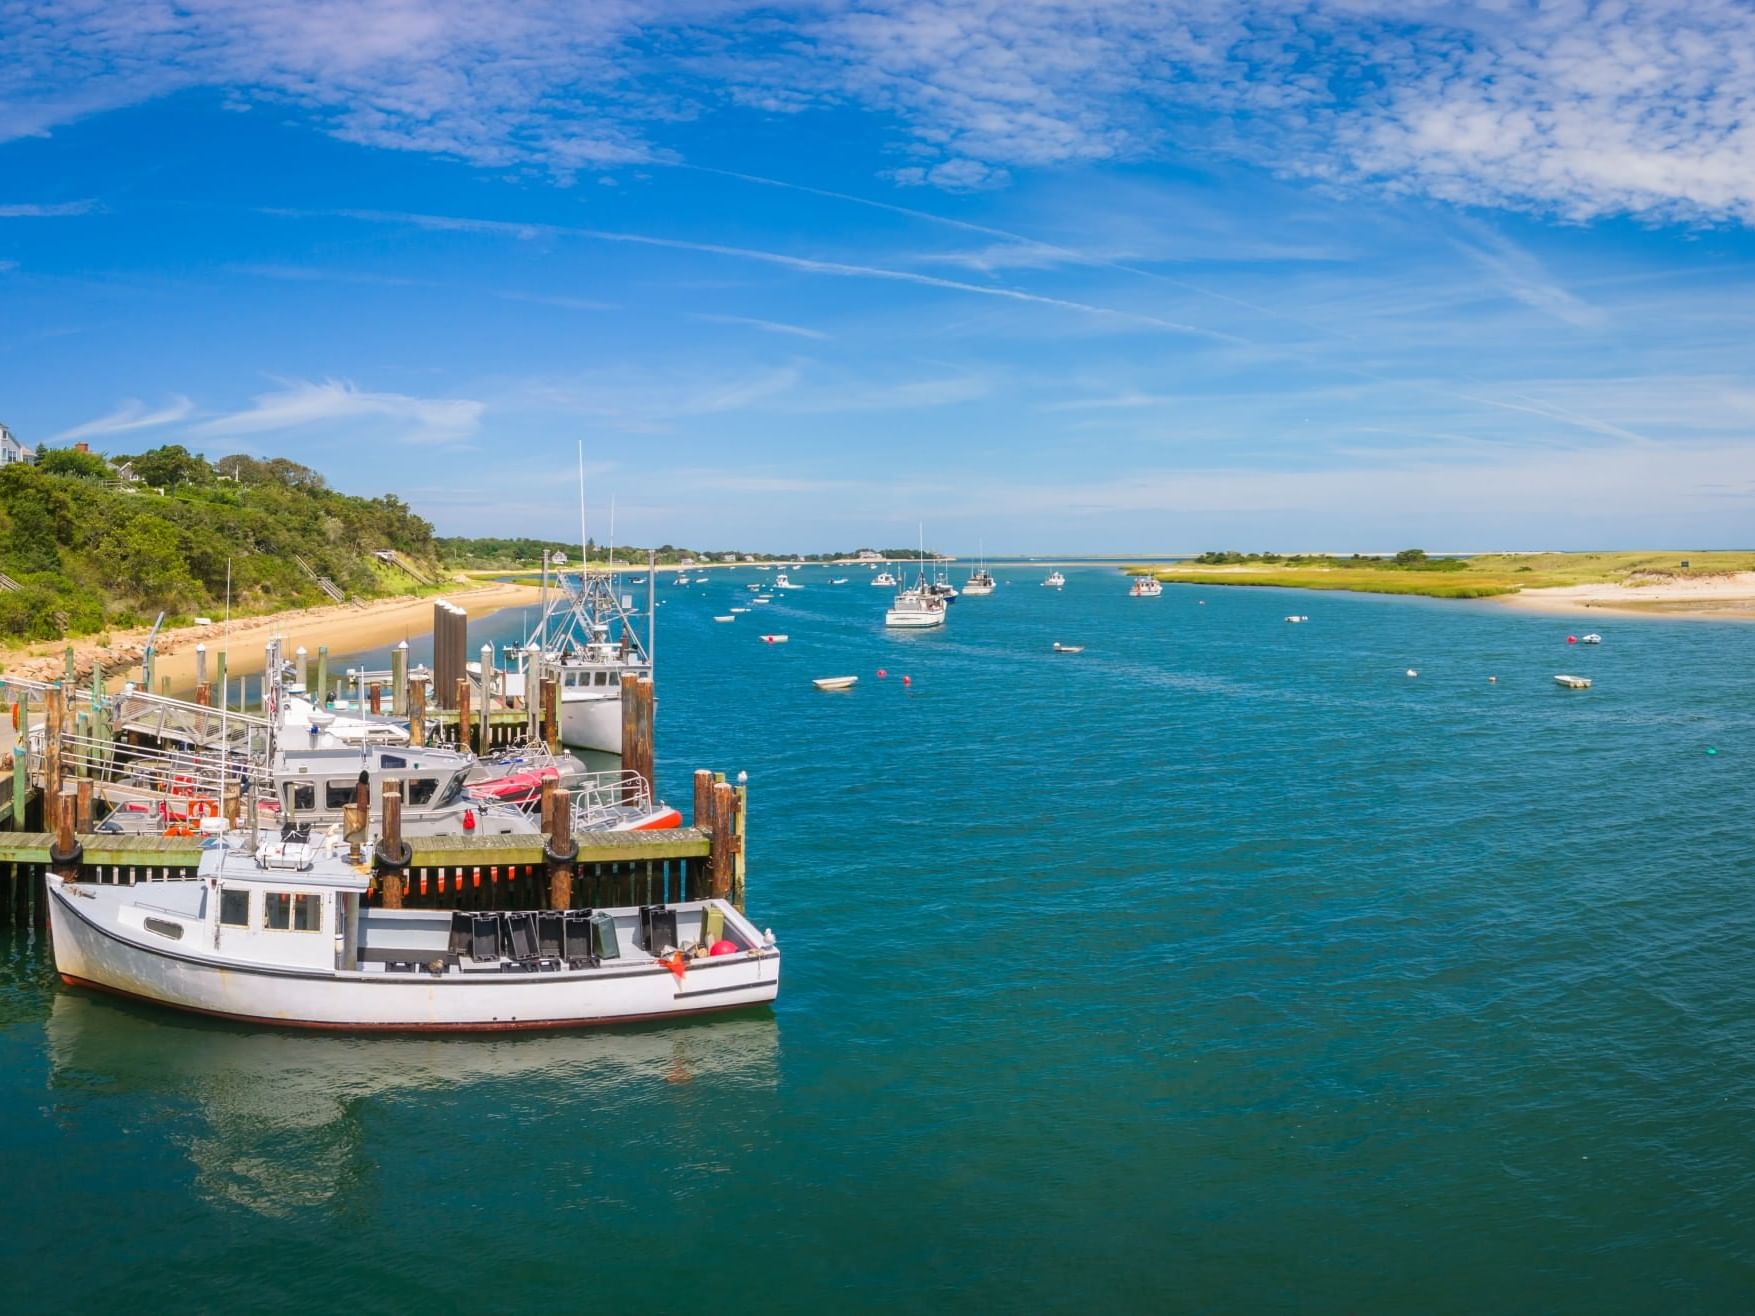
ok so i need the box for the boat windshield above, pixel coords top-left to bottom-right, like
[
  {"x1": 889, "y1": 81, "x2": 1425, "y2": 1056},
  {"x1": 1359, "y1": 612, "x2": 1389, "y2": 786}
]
[{"x1": 435, "y1": 771, "x2": 467, "y2": 808}]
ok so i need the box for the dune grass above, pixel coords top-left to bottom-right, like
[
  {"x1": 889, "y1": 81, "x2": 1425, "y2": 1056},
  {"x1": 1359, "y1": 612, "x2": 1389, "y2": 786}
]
[{"x1": 1124, "y1": 551, "x2": 1755, "y2": 600}]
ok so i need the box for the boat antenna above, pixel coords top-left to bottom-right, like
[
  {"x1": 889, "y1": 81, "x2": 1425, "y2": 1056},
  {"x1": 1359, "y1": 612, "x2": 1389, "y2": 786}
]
[
  {"x1": 647, "y1": 547, "x2": 656, "y2": 668},
  {"x1": 586, "y1": 440, "x2": 600, "y2": 575},
  {"x1": 608, "y1": 493, "x2": 616, "y2": 577}
]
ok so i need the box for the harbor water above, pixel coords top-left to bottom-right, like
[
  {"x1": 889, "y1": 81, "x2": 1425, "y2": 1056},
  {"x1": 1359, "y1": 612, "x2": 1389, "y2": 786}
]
[{"x1": 5, "y1": 565, "x2": 1754, "y2": 1311}]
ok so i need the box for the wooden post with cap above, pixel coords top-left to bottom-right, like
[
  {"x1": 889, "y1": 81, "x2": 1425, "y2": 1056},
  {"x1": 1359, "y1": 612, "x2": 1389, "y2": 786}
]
[
  {"x1": 377, "y1": 779, "x2": 405, "y2": 910},
  {"x1": 409, "y1": 678, "x2": 427, "y2": 747},
  {"x1": 42, "y1": 685, "x2": 63, "y2": 836},
  {"x1": 455, "y1": 678, "x2": 471, "y2": 752},
  {"x1": 546, "y1": 786, "x2": 576, "y2": 910}
]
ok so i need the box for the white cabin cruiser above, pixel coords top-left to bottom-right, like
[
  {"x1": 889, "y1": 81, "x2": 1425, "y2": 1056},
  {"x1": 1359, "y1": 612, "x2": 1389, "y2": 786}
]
[
  {"x1": 1043, "y1": 570, "x2": 1066, "y2": 589},
  {"x1": 773, "y1": 573, "x2": 803, "y2": 590},
  {"x1": 871, "y1": 571, "x2": 897, "y2": 587},
  {"x1": 270, "y1": 744, "x2": 539, "y2": 837},
  {"x1": 1130, "y1": 576, "x2": 1163, "y2": 597},
  {"x1": 963, "y1": 569, "x2": 996, "y2": 596},
  {"x1": 47, "y1": 831, "x2": 779, "y2": 1031},
  {"x1": 885, "y1": 582, "x2": 947, "y2": 629}
]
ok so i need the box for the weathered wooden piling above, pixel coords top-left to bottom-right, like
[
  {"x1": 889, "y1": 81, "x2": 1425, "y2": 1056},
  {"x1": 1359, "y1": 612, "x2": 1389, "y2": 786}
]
[
  {"x1": 369, "y1": 682, "x2": 382, "y2": 715},
  {"x1": 376, "y1": 779, "x2": 406, "y2": 909},
  {"x1": 709, "y1": 779, "x2": 740, "y2": 903},
  {"x1": 621, "y1": 674, "x2": 656, "y2": 799},
  {"x1": 214, "y1": 652, "x2": 228, "y2": 711},
  {"x1": 409, "y1": 678, "x2": 427, "y2": 747},
  {"x1": 42, "y1": 685, "x2": 63, "y2": 835},
  {"x1": 194, "y1": 643, "x2": 207, "y2": 688},
  {"x1": 478, "y1": 642, "x2": 494, "y2": 757},
  {"x1": 74, "y1": 778, "x2": 92, "y2": 833},
  {"x1": 50, "y1": 783, "x2": 80, "y2": 882},
  {"x1": 391, "y1": 642, "x2": 408, "y2": 716},
  {"x1": 10, "y1": 745, "x2": 26, "y2": 833},
  {"x1": 315, "y1": 645, "x2": 329, "y2": 706},
  {"x1": 546, "y1": 787, "x2": 576, "y2": 910},
  {"x1": 540, "y1": 676, "x2": 559, "y2": 752},
  {"x1": 194, "y1": 682, "x2": 211, "y2": 708},
  {"x1": 455, "y1": 678, "x2": 471, "y2": 751}
]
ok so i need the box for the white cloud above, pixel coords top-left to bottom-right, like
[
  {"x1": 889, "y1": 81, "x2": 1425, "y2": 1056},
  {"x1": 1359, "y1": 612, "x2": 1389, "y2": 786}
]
[
  {"x1": 192, "y1": 378, "x2": 483, "y2": 444},
  {"x1": 0, "y1": 200, "x2": 95, "y2": 217},
  {"x1": 11, "y1": 2, "x2": 1755, "y2": 223},
  {"x1": 51, "y1": 396, "x2": 195, "y2": 442},
  {"x1": 689, "y1": 312, "x2": 829, "y2": 340}
]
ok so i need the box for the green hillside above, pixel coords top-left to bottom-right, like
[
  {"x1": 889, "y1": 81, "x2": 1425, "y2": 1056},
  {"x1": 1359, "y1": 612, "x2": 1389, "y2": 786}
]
[{"x1": 0, "y1": 445, "x2": 440, "y2": 641}]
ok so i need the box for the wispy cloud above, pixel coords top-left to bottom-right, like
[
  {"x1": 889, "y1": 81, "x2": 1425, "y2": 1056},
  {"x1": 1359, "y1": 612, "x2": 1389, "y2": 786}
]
[
  {"x1": 689, "y1": 312, "x2": 828, "y2": 340},
  {"x1": 496, "y1": 290, "x2": 618, "y2": 312},
  {"x1": 230, "y1": 262, "x2": 437, "y2": 288},
  {"x1": 13, "y1": 4, "x2": 1755, "y2": 224},
  {"x1": 192, "y1": 378, "x2": 483, "y2": 444},
  {"x1": 0, "y1": 201, "x2": 96, "y2": 217},
  {"x1": 315, "y1": 207, "x2": 1242, "y2": 343},
  {"x1": 51, "y1": 396, "x2": 195, "y2": 443}
]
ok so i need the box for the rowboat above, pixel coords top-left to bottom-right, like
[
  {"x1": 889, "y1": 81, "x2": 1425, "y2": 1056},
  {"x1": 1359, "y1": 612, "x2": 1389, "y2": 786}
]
[
  {"x1": 812, "y1": 676, "x2": 858, "y2": 691},
  {"x1": 47, "y1": 831, "x2": 779, "y2": 1032},
  {"x1": 714, "y1": 615, "x2": 735, "y2": 622}
]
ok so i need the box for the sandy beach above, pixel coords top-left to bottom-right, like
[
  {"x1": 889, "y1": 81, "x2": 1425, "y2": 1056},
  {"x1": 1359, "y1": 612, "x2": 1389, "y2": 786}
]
[
  {"x1": 1494, "y1": 571, "x2": 1755, "y2": 621},
  {"x1": 0, "y1": 582, "x2": 544, "y2": 692}
]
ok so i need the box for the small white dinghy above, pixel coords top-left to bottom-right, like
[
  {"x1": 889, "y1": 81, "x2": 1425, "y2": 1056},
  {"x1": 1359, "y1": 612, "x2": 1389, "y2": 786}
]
[
  {"x1": 812, "y1": 676, "x2": 858, "y2": 691},
  {"x1": 714, "y1": 615, "x2": 735, "y2": 623},
  {"x1": 1052, "y1": 642, "x2": 1085, "y2": 654},
  {"x1": 729, "y1": 606, "x2": 749, "y2": 613},
  {"x1": 1285, "y1": 614, "x2": 1309, "y2": 623},
  {"x1": 1580, "y1": 633, "x2": 1602, "y2": 644},
  {"x1": 1554, "y1": 673, "x2": 1592, "y2": 688},
  {"x1": 761, "y1": 634, "x2": 789, "y2": 644}
]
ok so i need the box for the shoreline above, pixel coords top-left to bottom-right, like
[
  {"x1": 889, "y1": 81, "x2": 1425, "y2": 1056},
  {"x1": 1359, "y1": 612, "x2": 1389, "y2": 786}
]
[{"x1": 0, "y1": 583, "x2": 545, "y2": 691}]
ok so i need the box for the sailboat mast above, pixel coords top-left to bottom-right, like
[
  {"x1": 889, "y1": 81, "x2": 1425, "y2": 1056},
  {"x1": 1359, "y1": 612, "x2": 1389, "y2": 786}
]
[{"x1": 577, "y1": 440, "x2": 588, "y2": 574}]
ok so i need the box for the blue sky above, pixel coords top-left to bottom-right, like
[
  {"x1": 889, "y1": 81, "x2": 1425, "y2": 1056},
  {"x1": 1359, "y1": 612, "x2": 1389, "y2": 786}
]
[{"x1": 4, "y1": 1, "x2": 1755, "y2": 552}]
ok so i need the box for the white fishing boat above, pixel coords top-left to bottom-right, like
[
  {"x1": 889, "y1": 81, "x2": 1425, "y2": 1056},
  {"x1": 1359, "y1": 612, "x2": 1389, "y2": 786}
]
[
  {"x1": 673, "y1": 574, "x2": 690, "y2": 585},
  {"x1": 871, "y1": 571, "x2": 896, "y2": 587},
  {"x1": 963, "y1": 542, "x2": 996, "y2": 595},
  {"x1": 1130, "y1": 577, "x2": 1164, "y2": 597},
  {"x1": 1052, "y1": 642, "x2": 1084, "y2": 653},
  {"x1": 1043, "y1": 570, "x2": 1066, "y2": 589},
  {"x1": 885, "y1": 587, "x2": 946, "y2": 628},
  {"x1": 1554, "y1": 674, "x2": 1592, "y2": 689},
  {"x1": 46, "y1": 830, "x2": 779, "y2": 1032},
  {"x1": 774, "y1": 573, "x2": 803, "y2": 590},
  {"x1": 812, "y1": 676, "x2": 858, "y2": 691}
]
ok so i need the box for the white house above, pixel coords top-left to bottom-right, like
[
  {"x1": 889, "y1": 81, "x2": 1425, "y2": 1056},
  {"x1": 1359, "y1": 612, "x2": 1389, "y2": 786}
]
[
  {"x1": 856, "y1": 549, "x2": 884, "y2": 561},
  {"x1": 0, "y1": 422, "x2": 35, "y2": 466}
]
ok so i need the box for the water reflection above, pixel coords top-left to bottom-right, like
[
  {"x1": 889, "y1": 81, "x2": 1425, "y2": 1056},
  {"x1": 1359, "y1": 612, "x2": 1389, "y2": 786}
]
[{"x1": 47, "y1": 991, "x2": 779, "y2": 1214}]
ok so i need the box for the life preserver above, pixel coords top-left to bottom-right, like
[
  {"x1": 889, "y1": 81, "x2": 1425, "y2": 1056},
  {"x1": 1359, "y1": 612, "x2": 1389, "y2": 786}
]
[{"x1": 188, "y1": 798, "x2": 218, "y2": 819}]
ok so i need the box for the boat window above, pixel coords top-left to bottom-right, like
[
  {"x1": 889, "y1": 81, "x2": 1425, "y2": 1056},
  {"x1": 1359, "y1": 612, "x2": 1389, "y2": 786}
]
[
  {"x1": 406, "y1": 778, "x2": 439, "y2": 806},
  {"x1": 324, "y1": 781, "x2": 360, "y2": 810},
  {"x1": 219, "y1": 889, "x2": 250, "y2": 926},
  {"x1": 593, "y1": 671, "x2": 607, "y2": 687},
  {"x1": 608, "y1": 672, "x2": 620, "y2": 686},
  {"x1": 144, "y1": 917, "x2": 184, "y2": 941},
  {"x1": 565, "y1": 672, "x2": 580, "y2": 687},
  {"x1": 382, "y1": 754, "x2": 406, "y2": 770},
  {"x1": 285, "y1": 783, "x2": 315, "y2": 811},
  {"x1": 265, "y1": 892, "x2": 323, "y2": 932},
  {"x1": 435, "y1": 772, "x2": 466, "y2": 807}
]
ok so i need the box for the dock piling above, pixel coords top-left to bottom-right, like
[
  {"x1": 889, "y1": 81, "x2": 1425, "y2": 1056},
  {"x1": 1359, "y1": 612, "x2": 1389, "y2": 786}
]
[
  {"x1": 391, "y1": 642, "x2": 407, "y2": 716},
  {"x1": 479, "y1": 643, "x2": 494, "y2": 757},
  {"x1": 377, "y1": 780, "x2": 406, "y2": 909},
  {"x1": 546, "y1": 786, "x2": 576, "y2": 910},
  {"x1": 315, "y1": 646, "x2": 329, "y2": 707},
  {"x1": 409, "y1": 678, "x2": 427, "y2": 747},
  {"x1": 455, "y1": 678, "x2": 471, "y2": 752},
  {"x1": 294, "y1": 645, "x2": 308, "y2": 689}
]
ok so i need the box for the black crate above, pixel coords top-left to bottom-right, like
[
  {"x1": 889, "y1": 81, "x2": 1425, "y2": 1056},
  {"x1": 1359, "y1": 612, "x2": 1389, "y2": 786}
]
[
  {"x1": 590, "y1": 910, "x2": 621, "y2": 960},
  {"x1": 563, "y1": 910, "x2": 596, "y2": 965},
  {"x1": 538, "y1": 910, "x2": 565, "y2": 959},
  {"x1": 503, "y1": 912, "x2": 539, "y2": 960},
  {"x1": 470, "y1": 913, "x2": 501, "y2": 962},
  {"x1": 641, "y1": 905, "x2": 678, "y2": 955}
]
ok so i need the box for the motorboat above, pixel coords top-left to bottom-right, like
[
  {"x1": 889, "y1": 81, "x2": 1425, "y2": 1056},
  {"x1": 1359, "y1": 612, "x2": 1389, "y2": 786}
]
[
  {"x1": 1043, "y1": 570, "x2": 1066, "y2": 588},
  {"x1": 1052, "y1": 642, "x2": 1084, "y2": 653},
  {"x1": 1580, "y1": 633, "x2": 1602, "y2": 644},
  {"x1": 963, "y1": 569, "x2": 996, "y2": 596},
  {"x1": 885, "y1": 587, "x2": 946, "y2": 628},
  {"x1": 283, "y1": 691, "x2": 410, "y2": 747},
  {"x1": 871, "y1": 571, "x2": 896, "y2": 587},
  {"x1": 1130, "y1": 577, "x2": 1164, "y2": 597},
  {"x1": 830, "y1": 577, "x2": 849, "y2": 585},
  {"x1": 774, "y1": 573, "x2": 803, "y2": 590},
  {"x1": 812, "y1": 676, "x2": 858, "y2": 691},
  {"x1": 760, "y1": 634, "x2": 789, "y2": 644},
  {"x1": 714, "y1": 615, "x2": 735, "y2": 622},
  {"x1": 46, "y1": 830, "x2": 779, "y2": 1031},
  {"x1": 1554, "y1": 674, "x2": 1592, "y2": 688},
  {"x1": 1284, "y1": 614, "x2": 1309, "y2": 622}
]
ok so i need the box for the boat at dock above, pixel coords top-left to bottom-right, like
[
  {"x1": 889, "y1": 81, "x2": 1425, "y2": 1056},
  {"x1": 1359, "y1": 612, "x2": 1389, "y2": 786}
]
[
  {"x1": 46, "y1": 830, "x2": 778, "y2": 1031},
  {"x1": 512, "y1": 565, "x2": 653, "y2": 755},
  {"x1": 1130, "y1": 577, "x2": 1163, "y2": 597}
]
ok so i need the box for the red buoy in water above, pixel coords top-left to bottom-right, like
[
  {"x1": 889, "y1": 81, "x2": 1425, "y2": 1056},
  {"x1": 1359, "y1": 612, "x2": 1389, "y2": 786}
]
[
  {"x1": 1567, "y1": 635, "x2": 1577, "y2": 644},
  {"x1": 877, "y1": 668, "x2": 887, "y2": 678},
  {"x1": 902, "y1": 674, "x2": 912, "y2": 687}
]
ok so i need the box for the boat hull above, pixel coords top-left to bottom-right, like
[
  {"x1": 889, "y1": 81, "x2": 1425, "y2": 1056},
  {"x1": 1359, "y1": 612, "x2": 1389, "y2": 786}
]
[
  {"x1": 884, "y1": 611, "x2": 945, "y2": 628},
  {"x1": 559, "y1": 692, "x2": 622, "y2": 753},
  {"x1": 48, "y1": 884, "x2": 777, "y2": 1032}
]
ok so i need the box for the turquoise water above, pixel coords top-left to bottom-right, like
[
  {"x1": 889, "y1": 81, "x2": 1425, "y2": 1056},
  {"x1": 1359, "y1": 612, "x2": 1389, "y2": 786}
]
[{"x1": 6, "y1": 566, "x2": 1755, "y2": 1312}]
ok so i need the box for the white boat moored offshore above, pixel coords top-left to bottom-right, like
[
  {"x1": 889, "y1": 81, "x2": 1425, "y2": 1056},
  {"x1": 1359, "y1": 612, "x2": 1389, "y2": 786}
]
[
  {"x1": 761, "y1": 634, "x2": 790, "y2": 644},
  {"x1": 812, "y1": 676, "x2": 858, "y2": 691},
  {"x1": 714, "y1": 615, "x2": 735, "y2": 622},
  {"x1": 774, "y1": 573, "x2": 803, "y2": 590},
  {"x1": 1284, "y1": 613, "x2": 1308, "y2": 622},
  {"x1": 1554, "y1": 673, "x2": 1592, "y2": 688},
  {"x1": 1130, "y1": 577, "x2": 1163, "y2": 597},
  {"x1": 47, "y1": 831, "x2": 779, "y2": 1032},
  {"x1": 1043, "y1": 570, "x2": 1066, "y2": 588},
  {"x1": 1052, "y1": 642, "x2": 1084, "y2": 653},
  {"x1": 1580, "y1": 633, "x2": 1602, "y2": 644},
  {"x1": 871, "y1": 571, "x2": 896, "y2": 587}
]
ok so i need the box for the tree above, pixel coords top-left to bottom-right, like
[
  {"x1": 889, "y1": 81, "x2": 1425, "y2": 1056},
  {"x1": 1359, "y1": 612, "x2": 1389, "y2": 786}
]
[
  {"x1": 1393, "y1": 548, "x2": 1428, "y2": 565},
  {"x1": 36, "y1": 446, "x2": 112, "y2": 480},
  {"x1": 124, "y1": 443, "x2": 211, "y2": 490}
]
